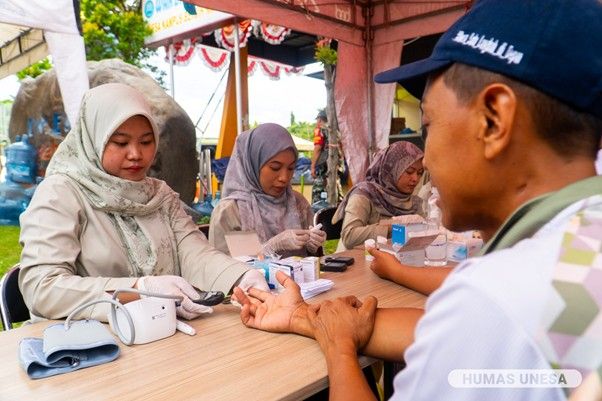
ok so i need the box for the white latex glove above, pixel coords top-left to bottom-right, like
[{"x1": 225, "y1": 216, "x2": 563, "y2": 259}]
[
  {"x1": 137, "y1": 275, "x2": 213, "y2": 320},
  {"x1": 236, "y1": 269, "x2": 270, "y2": 292},
  {"x1": 262, "y1": 229, "x2": 310, "y2": 255},
  {"x1": 306, "y1": 226, "x2": 327, "y2": 254}
]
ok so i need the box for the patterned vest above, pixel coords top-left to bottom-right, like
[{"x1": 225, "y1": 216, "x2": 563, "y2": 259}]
[{"x1": 482, "y1": 175, "x2": 602, "y2": 392}]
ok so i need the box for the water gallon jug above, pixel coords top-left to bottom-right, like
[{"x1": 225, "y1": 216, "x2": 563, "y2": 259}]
[
  {"x1": 0, "y1": 180, "x2": 30, "y2": 226},
  {"x1": 311, "y1": 191, "x2": 330, "y2": 213},
  {"x1": 6, "y1": 135, "x2": 37, "y2": 184}
]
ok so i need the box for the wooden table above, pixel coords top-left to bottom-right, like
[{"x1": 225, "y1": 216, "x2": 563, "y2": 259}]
[{"x1": 0, "y1": 249, "x2": 425, "y2": 401}]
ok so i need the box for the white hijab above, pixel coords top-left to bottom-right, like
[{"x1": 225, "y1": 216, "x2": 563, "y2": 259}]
[{"x1": 46, "y1": 83, "x2": 181, "y2": 276}]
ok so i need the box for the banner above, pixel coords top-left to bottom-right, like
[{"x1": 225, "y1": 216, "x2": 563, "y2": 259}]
[{"x1": 143, "y1": 0, "x2": 233, "y2": 46}]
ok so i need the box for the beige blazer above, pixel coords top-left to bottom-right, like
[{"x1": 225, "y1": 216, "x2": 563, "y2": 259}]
[
  {"x1": 337, "y1": 194, "x2": 390, "y2": 251},
  {"x1": 19, "y1": 175, "x2": 250, "y2": 322}
]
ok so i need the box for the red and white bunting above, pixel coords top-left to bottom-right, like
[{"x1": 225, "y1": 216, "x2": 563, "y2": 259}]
[
  {"x1": 199, "y1": 45, "x2": 229, "y2": 71},
  {"x1": 214, "y1": 20, "x2": 253, "y2": 51}
]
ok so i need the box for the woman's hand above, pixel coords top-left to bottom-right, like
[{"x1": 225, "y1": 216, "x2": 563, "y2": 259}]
[
  {"x1": 306, "y1": 227, "x2": 327, "y2": 254},
  {"x1": 368, "y1": 248, "x2": 401, "y2": 281},
  {"x1": 136, "y1": 275, "x2": 213, "y2": 320},
  {"x1": 235, "y1": 269, "x2": 270, "y2": 292},
  {"x1": 262, "y1": 229, "x2": 310, "y2": 255}
]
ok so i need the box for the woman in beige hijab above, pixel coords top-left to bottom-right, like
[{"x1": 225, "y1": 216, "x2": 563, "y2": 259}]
[{"x1": 19, "y1": 83, "x2": 267, "y2": 323}]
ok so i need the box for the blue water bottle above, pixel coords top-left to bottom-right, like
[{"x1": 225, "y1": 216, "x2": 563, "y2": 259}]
[{"x1": 5, "y1": 135, "x2": 38, "y2": 184}]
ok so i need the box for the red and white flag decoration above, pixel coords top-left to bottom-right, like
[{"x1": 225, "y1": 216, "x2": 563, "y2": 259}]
[
  {"x1": 199, "y1": 45, "x2": 229, "y2": 71},
  {"x1": 214, "y1": 20, "x2": 253, "y2": 51},
  {"x1": 251, "y1": 20, "x2": 291, "y2": 45},
  {"x1": 164, "y1": 19, "x2": 303, "y2": 80},
  {"x1": 164, "y1": 38, "x2": 198, "y2": 65}
]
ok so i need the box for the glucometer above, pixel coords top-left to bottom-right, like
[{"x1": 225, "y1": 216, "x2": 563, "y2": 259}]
[
  {"x1": 321, "y1": 261, "x2": 348, "y2": 272},
  {"x1": 192, "y1": 290, "x2": 226, "y2": 306},
  {"x1": 324, "y1": 256, "x2": 355, "y2": 266}
]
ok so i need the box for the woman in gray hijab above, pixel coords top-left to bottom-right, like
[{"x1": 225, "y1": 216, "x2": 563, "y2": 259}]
[
  {"x1": 19, "y1": 83, "x2": 267, "y2": 323},
  {"x1": 209, "y1": 123, "x2": 326, "y2": 257},
  {"x1": 333, "y1": 141, "x2": 426, "y2": 250}
]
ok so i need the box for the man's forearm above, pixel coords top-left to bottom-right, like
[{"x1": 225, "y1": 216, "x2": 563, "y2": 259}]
[
  {"x1": 362, "y1": 307, "x2": 423, "y2": 361},
  {"x1": 388, "y1": 266, "x2": 452, "y2": 296},
  {"x1": 290, "y1": 304, "x2": 423, "y2": 361},
  {"x1": 325, "y1": 352, "x2": 377, "y2": 401}
]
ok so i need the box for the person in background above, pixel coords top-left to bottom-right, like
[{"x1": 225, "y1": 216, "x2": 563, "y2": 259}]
[
  {"x1": 209, "y1": 123, "x2": 326, "y2": 258},
  {"x1": 19, "y1": 83, "x2": 268, "y2": 323},
  {"x1": 233, "y1": 0, "x2": 602, "y2": 399},
  {"x1": 333, "y1": 141, "x2": 426, "y2": 251},
  {"x1": 310, "y1": 109, "x2": 329, "y2": 205}
]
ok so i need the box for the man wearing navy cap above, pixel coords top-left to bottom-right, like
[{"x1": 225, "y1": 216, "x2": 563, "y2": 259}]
[{"x1": 234, "y1": 0, "x2": 602, "y2": 399}]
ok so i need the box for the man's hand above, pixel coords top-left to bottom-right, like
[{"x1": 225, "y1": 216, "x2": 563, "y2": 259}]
[
  {"x1": 368, "y1": 248, "x2": 401, "y2": 282},
  {"x1": 307, "y1": 295, "x2": 378, "y2": 357},
  {"x1": 233, "y1": 271, "x2": 310, "y2": 335}
]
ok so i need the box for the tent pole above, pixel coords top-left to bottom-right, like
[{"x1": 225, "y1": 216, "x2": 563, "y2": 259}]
[
  {"x1": 168, "y1": 42, "x2": 175, "y2": 98},
  {"x1": 233, "y1": 18, "x2": 243, "y2": 136}
]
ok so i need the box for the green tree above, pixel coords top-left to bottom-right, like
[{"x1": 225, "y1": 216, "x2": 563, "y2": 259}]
[
  {"x1": 16, "y1": 57, "x2": 52, "y2": 80},
  {"x1": 81, "y1": 0, "x2": 151, "y2": 66},
  {"x1": 287, "y1": 120, "x2": 314, "y2": 142},
  {"x1": 18, "y1": 0, "x2": 163, "y2": 83}
]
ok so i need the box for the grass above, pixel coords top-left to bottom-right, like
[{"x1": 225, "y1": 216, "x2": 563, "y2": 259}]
[
  {"x1": 0, "y1": 226, "x2": 21, "y2": 277},
  {"x1": 323, "y1": 239, "x2": 338, "y2": 255},
  {"x1": 0, "y1": 226, "x2": 21, "y2": 330}
]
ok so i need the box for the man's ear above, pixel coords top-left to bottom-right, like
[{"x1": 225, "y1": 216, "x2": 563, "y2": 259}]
[{"x1": 475, "y1": 83, "x2": 517, "y2": 160}]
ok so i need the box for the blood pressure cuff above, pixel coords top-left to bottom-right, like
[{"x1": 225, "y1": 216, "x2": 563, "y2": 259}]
[{"x1": 19, "y1": 320, "x2": 120, "y2": 379}]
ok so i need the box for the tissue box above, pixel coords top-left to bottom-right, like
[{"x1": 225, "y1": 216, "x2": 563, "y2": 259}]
[
  {"x1": 269, "y1": 260, "x2": 304, "y2": 290},
  {"x1": 391, "y1": 224, "x2": 406, "y2": 245},
  {"x1": 280, "y1": 256, "x2": 320, "y2": 282},
  {"x1": 301, "y1": 257, "x2": 320, "y2": 282},
  {"x1": 391, "y1": 223, "x2": 429, "y2": 245}
]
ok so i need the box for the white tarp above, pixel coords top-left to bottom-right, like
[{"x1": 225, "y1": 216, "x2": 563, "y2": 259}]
[{"x1": 0, "y1": 0, "x2": 89, "y2": 125}]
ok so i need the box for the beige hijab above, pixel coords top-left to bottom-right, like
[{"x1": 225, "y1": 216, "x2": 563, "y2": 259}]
[{"x1": 46, "y1": 83, "x2": 181, "y2": 276}]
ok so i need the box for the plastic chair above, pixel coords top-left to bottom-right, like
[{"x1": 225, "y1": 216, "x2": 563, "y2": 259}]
[
  {"x1": 198, "y1": 224, "x2": 210, "y2": 238},
  {"x1": 0, "y1": 265, "x2": 30, "y2": 330},
  {"x1": 313, "y1": 205, "x2": 342, "y2": 240}
]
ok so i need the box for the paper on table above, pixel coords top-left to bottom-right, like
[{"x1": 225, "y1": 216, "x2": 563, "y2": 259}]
[{"x1": 299, "y1": 279, "x2": 334, "y2": 300}]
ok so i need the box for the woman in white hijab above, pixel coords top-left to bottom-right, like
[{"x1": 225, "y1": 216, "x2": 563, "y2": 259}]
[
  {"x1": 18, "y1": 83, "x2": 267, "y2": 323},
  {"x1": 209, "y1": 123, "x2": 326, "y2": 257}
]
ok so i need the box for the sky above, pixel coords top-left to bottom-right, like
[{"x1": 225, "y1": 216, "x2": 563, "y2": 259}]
[{"x1": 0, "y1": 47, "x2": 327, "y2": 139}]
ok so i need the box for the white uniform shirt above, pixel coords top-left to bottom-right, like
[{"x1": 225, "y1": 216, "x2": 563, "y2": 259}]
[{"x1": 391, "y1": 196, "x2": 602, "y2": 401}]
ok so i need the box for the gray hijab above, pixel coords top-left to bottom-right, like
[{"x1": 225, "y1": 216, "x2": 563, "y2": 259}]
[
  {"x1": 333, "y1": 141, "x2": 424, "y2": 223},
  {"x1": 46, "y1": 83, "x2": 181, "y2": 276},
  {"x1": 222, "y1": 123, "x2": 302, "y2": 243}
]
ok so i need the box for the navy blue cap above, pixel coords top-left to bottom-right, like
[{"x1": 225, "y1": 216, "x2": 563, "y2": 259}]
[{"x1": 374, "y1": 0, "x2": 602, "y2": 119}]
